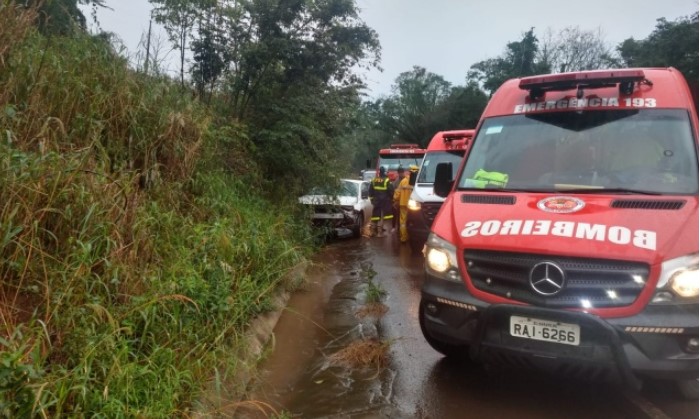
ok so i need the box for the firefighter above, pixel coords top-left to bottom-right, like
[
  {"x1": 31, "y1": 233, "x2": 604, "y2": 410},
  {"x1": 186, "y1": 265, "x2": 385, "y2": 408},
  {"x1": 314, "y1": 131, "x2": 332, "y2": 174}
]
[
  {"x1": 394, "y1": 165, "x2": 418, "y2": 243},
  {"x1": 369, "y1": 166, "x2": 394, "y2": 237},
  {"x1": 391, "y1": 166, "x2": 405, "y2": 233}
]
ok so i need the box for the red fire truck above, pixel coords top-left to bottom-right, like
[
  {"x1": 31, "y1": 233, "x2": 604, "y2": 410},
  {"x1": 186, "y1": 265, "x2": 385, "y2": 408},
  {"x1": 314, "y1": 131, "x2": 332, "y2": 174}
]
[
  {"x1": 421, "y1": 68, "x2": 699, "y2": 398},
  {"x1": 376, "y1": 143, "x2": 426, "y2": 182}
]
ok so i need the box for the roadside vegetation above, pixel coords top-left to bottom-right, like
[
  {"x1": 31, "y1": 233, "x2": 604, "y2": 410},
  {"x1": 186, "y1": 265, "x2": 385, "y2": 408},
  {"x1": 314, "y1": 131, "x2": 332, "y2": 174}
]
[
  {"x1": 356, "y1": 262, "x2": 388, "y2": 319},
  {"x1": 0, "y1": 1, "x2": 377, "y2": 416},
  {"x1": 328, "y1": 338, "x2": 390, "y2": 371},
  {"x1": 330, "y1": 262, "x2": 389, "y2": 371}
]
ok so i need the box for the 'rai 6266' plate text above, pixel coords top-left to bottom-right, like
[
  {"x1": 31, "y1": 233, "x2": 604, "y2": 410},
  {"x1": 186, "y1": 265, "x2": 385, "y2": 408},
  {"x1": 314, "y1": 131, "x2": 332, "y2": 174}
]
[{"x1": 510, "y1": 316, "x2": 580, "y2": 346}]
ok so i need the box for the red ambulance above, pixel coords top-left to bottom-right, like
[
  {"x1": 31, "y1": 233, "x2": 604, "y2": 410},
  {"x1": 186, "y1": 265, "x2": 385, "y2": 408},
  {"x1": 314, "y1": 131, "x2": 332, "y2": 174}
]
[
  {"x1": 420, "y1": 68, "x2": 698, "y2": 398},
  {"x1": 376, "y1": 143, "x2": 426, "y2": 182},
  {"x1": 406, "y1": 130, "x2": 474, "y2": 254}
]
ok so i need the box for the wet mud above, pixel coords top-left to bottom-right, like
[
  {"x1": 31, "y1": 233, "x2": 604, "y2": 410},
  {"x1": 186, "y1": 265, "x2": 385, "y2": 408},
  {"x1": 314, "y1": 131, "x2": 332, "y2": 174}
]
[{"x1": 239, "y1": 239, "x2": 402, "y2": 418}]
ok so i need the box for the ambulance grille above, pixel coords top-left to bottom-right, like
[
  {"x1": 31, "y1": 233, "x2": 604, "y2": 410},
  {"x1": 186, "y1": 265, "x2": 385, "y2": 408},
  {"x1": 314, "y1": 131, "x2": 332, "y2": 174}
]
[
  {"x1": 461, "y1": 195, "x2": 516, "y2": 205},
  {"x1": 421, "y1": 202, "x2": 444, "y2": 225},
  {"x1": 464, "y1": 250, "x2": 649, "y2": 308},
  {"x1": 610, "y1": 199, "x2": 686, "y2": 210}
]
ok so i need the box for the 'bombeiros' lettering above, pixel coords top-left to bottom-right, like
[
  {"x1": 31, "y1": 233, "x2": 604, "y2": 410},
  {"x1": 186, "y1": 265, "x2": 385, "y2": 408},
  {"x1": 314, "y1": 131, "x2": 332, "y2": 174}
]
[{"x1": 460, "y1": 220, "x2": 656, "y2": 250}]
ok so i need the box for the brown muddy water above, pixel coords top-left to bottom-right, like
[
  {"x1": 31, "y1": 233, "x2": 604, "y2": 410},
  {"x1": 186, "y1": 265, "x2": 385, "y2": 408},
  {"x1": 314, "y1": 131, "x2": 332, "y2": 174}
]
[{"x1": 238, "y1": 238, "x2": 399, "y2": 418}]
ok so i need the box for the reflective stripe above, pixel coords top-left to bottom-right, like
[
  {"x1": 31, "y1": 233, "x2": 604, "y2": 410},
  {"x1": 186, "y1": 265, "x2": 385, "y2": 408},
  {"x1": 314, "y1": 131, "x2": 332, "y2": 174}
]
[{"x1": 372, "y1": 178, "x2": 390, "y2": 191}]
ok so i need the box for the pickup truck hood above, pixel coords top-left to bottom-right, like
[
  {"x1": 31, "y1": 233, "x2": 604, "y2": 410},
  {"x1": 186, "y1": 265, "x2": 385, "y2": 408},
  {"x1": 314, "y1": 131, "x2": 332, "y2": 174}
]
[
  {"x1": 434, "y1": 192, "x2": 698, "y2": 264},
  {"x1": 298, "y1": 194, "x2": 358, "y2": 207}
]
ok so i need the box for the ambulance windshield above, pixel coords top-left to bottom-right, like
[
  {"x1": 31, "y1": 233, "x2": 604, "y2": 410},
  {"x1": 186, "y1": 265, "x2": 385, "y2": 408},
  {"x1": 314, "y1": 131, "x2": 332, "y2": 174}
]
[
  {"x1": 377, "y1": 154, "x2": 424, "y2": 172},
  {"x1": 458, "y1": 109, "x2": 698, "y2": 195},
  {"x1": 417, "y1": 151, "x2": 465, "y2": 183}
]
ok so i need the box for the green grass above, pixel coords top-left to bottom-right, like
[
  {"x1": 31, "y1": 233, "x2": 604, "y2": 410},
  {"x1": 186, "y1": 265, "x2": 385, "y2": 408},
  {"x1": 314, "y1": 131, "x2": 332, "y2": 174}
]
[
  {"x1": 360, "y1": 263, "x2": 386, "y2": 303},
  {"x1": 0, "y1": 4, "x2": 316, "y2": 416},
  {"x1": 365, "y1": 279, "x2": 387, "y2": 304}
]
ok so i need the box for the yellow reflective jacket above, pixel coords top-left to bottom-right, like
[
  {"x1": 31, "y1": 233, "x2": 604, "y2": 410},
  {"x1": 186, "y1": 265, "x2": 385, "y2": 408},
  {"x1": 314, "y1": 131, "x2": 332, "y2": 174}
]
[{"x1": 394, "y1": 176, "x2": 413, "y2": 207}]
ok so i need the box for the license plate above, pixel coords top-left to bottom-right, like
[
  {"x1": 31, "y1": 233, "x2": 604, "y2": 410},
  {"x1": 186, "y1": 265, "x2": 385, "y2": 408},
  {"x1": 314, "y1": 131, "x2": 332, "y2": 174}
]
[{"x1": 510, "y1": 315, "x2": 580, "y2": 346}]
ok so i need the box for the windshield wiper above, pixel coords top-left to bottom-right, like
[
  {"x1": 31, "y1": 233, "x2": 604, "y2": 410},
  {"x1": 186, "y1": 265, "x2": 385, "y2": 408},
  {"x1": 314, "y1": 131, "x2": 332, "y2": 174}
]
[
  {"x1": 460, "y1": 187, "x2": 664, "y2": 195},
  {"x1": 555, "y1": 187, "x2": 662, "y2": 195},
  {"x1": 460, "y1": 188, "x2": 551, "y2": 193}
]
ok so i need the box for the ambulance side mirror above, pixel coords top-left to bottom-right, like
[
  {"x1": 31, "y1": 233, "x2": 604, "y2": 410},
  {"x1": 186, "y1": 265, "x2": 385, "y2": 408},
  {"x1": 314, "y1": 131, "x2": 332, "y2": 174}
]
[
  {"x1": 434, "y1": 162, "x2": 454, "y2": 198},
  {"x1": 409, "y1": 171, "x2": 417, "y2": 186}
]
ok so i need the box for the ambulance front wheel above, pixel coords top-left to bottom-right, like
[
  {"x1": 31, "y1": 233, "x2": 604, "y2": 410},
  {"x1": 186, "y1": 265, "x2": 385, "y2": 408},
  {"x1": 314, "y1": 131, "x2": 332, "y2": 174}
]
[{"x1": 676, "y1": 378, "x2": 699, "y2": 400}]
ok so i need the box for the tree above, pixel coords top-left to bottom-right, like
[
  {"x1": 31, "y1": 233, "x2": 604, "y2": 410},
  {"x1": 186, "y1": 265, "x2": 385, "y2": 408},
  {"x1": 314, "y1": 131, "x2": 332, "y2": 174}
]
[
  {"x1": 539, "y1": 26, "x2": 617, "y2": 73},
  {"x1": 28, "y1": 0, "x2": 106, "y2": 35},
  {"x1": 377, "y1": 66, "x2": 452, "y2": 145},
  {"x1": 436, "y1": 82, "x2": 488, "y2": 130},
  {"x1": 190, "y1": 1, "x2": 228, "y2": 100},
  {"x1": 468, "y1": 28, "x2": 550, "y2": 95},
  {"x1": 150, "y1": 0, "x2": 199, "y2": 87},
  {"x1": 219, "y1": 0, "x2": 381, "y2": 197},
  {"x1": 224, "y1": 0, "x2": 380, "y2": 120},
  {"x1": 346, "y1": 101, "x2": 386, "y2": 171},
  {"x1": 617, "y1": 13, "x2": 698, "y2": 86},
  {"x1": 136, "y1": 24, "x2": 173, "y2": 75},
  {"x1": 368, "y1": 67, "x2": 487, "y2": 150}
]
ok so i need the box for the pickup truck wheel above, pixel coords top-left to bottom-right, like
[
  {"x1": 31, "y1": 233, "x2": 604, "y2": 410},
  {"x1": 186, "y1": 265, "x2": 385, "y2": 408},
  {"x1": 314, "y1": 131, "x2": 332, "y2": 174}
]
[
  {"x1": 351, "y1": 213, "x2": 364, "y2": 238},
  {"x1": 419, "y1": 300, "x2": 467, "y2": 359},
  {"x1": 676, "y1": 378, "x2": 699, "y2": 400}
]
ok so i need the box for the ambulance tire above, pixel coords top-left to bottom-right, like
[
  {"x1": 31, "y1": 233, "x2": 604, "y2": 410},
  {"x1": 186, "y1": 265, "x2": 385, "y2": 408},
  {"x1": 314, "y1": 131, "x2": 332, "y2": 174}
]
[
  {"x1": 419, "y1": 300, "x2": 468, "y2": 359},
  {"x1": 676, "y1": 378, "x2": 699, "y2": 400}
]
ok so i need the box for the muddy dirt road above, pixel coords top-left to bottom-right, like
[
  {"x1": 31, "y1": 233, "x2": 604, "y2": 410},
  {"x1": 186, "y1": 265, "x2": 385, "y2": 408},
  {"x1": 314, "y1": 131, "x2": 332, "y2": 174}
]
[{"x1": 239, "y1": 235, "x2": 698, "y2": 418}]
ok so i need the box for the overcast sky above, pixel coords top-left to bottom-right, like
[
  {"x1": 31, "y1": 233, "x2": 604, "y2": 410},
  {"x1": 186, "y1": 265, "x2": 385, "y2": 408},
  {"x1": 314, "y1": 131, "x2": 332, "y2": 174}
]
[{"x1": 86, "y1": 0, "x2": 698, "y2": 98}]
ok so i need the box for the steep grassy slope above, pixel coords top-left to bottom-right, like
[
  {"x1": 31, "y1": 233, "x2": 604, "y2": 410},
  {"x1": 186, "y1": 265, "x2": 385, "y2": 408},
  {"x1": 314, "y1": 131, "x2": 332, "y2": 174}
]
[{"x1": 0, "y1": 4, "x2": 313, "y2": 416}]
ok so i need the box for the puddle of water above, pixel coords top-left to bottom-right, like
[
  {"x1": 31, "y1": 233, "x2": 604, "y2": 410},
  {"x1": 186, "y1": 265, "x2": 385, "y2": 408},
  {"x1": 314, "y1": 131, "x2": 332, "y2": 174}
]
[{"x1": 237, "y1": 240, "x2": 402, "y2": 418}]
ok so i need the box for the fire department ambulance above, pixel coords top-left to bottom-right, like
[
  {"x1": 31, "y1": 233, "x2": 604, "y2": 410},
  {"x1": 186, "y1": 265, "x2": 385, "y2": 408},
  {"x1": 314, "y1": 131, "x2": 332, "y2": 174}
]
[
  {"x1": 420, "y1": 68, "x2": 699, "y2": 398},
  {"x1": 407, "y1": 130, "x2": 474, "y2": 254},
  {"x1": 376, "y1": 143, "x2": 426, "y2": 182}
]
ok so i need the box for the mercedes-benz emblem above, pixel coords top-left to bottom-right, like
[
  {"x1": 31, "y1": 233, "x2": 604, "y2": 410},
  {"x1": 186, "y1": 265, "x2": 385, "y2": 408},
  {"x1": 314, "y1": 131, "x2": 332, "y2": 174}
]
[{"x1": 529, "y1": 262, "x2": 566, "y2": 296}]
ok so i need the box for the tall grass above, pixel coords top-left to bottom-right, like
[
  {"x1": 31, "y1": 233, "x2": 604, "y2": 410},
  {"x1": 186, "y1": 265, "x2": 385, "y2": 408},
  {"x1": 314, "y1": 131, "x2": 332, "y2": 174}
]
[{"x1": 0, "y1": 2, "x2": 314, "y2": 416}]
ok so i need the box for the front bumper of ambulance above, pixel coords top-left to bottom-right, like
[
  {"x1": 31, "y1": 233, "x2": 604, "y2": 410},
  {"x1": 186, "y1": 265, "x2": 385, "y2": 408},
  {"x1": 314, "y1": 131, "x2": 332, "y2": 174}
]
[
  {"x1": 406, "y1": 198, "x2": 444, "y2": 252},
  {"x1": 420, "y1": 234, "x2": 699, "y2": 386}
]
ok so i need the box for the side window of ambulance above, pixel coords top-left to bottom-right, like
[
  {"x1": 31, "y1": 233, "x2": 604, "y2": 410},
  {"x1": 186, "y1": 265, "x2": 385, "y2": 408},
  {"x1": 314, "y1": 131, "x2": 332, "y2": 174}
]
[{"x1": 418, "y1": 159, "x2": 431, "y2": 182}]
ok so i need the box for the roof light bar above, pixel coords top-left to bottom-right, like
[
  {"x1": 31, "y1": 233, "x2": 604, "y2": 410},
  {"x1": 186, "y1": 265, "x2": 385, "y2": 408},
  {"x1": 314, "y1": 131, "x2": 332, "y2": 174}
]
[
  {"x1": 520, "y1": 69, "x2": 646, "y2": 90},
  {"x1": 519, "y1": 69, "x2": 649, "y2": 99},
  {"x1": 442, "y1": 133, "x2": 473, "y2": 142},
  {"x1": 390, "y1": 143, "x2": 420, "y2": 149}
]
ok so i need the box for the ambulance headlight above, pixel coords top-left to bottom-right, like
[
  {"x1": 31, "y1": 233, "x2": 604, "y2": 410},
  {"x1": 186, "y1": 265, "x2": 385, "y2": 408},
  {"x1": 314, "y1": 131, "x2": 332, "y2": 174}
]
[
  {"x1": 652, "y1": 253, "x2": 699, "y2": 303},
  {"x1": 425, "y1": 233, "x2": 461, "y2": 282},
  {"x1": 407, "y1": 198, "x2": 421, "y2": 211},
  {"x1": 671, "y1": 270, "x2": 699, "y2": 298}
]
